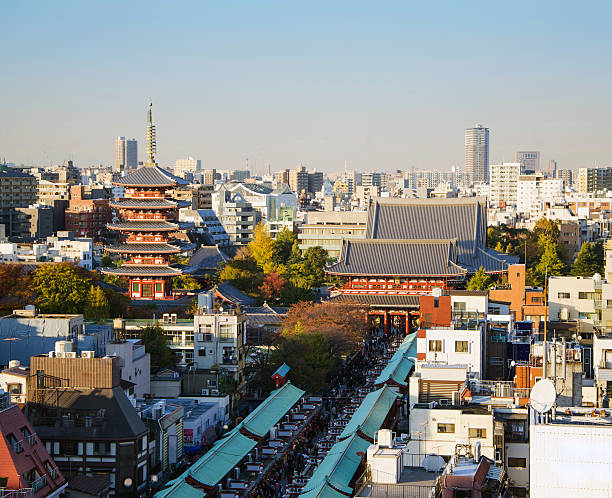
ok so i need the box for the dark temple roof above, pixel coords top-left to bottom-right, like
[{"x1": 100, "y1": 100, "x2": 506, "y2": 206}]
[
  {"x1": 107, "y1": 220, "x2": 179, "y2": 231},
  {"x1": 214, "y1": 282, "x2": 257, "y2": 306},
  {"x1": 327, "y1": 239, "x2": 466, "y2": 276},
  {"x1": 328, "y1": 294, "x2": 420, "y2": 308},
  {"x1": 188, "y1": 246, "x2": 228, "y2": 271},
  {"x1": 105, "y1": 243, "x2": 182, "y2": 254},
  {"x1": 365, "y1": 197, "x2": 514, "y2": 272},
  {"x1": 112, "y1": 166, "x2": 189, "y2": 187},
  {"x1": 101, "y1": 265, "x2": 183, "y2": 277}
]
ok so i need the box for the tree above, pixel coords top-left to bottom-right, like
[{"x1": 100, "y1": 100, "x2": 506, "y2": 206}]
[
  {"x1": 530, "y1": 235, "x2": 567, "y2": 287},
  {"x1": 32, "y1": 263, "x2": 93, "y2": 314},
  {"x1": 249, "y1": 223, "x2": 282, "y2": 274},
  {"x1": 273, "y1": 229, "x2": 298, "y2": 265},
  {"x1": 261, "y1": 272, "x2": 286, "y2": 301},
  {"x1": 289, "y1": 246, "x2": 328, "y2": 288},
  {"x1": 0, "y1": 264, "x2": 34, "y2": 314},
  {"x1": 280, "y1": 281, "x2": 313, "y2": 305},
  {"x1": 271, "y1": 331, "x2": 336, "y2": 392},
  {"x1": 172, "y1": 274, "x2": 200, "y2": 290},
  {"x1": 101, "y1": 254, "x2": 114, "y2": 267},
  {"x1": 534, "y1": 218, "x2": 560, "y2": 244},
  {"x1": 467, "y1": 267, "x2": 493, "y2": 291},
  {"x1": 571, "y1": 241, "x2": 604, "y2": 277},
  {"x1": 281, "y1": 301, "x2": 367, "y2": 357},
  {"x1": 84, "y1": 285, "x2": 109, "y2": 322},
  {"x1": 218, "y1": 246, "x2": 263, "y2": 293},
  {"x1": 140, "y1": 324, "x2": 175, "y2": 368}
]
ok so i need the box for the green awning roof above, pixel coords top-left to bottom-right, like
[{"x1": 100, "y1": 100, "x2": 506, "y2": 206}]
[
  {"x1": 375, "y1": 333, "x2": 417, "y2": 387},
  {"x1": 155, "y1": 480, "x2": 205, "y2": 498},
  {"x1": 301, "y1": 433, "x2": 370, "y2": 497},
  {"x1": 300, "y1": 479, "x2": 351, "y2": 498},
  {"x1": 339, "y1": 386, "x2": 400, "y2": 441},
  {"x1": 234, "y1": 381, "x2": 305, "y2": 438}
]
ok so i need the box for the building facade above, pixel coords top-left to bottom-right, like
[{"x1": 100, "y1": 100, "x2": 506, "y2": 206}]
[
  {"x1": 114, "y1": 137, "x2": 138, "y2": 172},
  {"x1": 465, "y1": 124, "x2": 489, "y2": 184}
]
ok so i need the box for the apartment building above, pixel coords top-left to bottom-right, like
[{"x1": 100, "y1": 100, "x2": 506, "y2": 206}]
[
  {"x1": 489, "y1": 162, "x2": 521, "y2": 207},
  {"x1": 517, "y1": 174, "x2": 564, "y2": 218},
  {"x1": 65, "y1": 185, "x2": 111, "y2": 241},
  {"x1": 211, "y1": 185, "x2": 257, "y2": 245},
  {"x1": 26, "y1": 349, "x2": 151, "y2": 495},
  {"x1": 298, "y1": 210, "x2": 368, "y2": 259},
  {"x1": 105, "y1": 339, "x2": 151, "y2": 397}
]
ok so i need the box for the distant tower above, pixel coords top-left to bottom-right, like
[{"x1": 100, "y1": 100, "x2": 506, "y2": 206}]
[
  {"x1": 114, "y1": 137, "x2": 138, "y2": 173},
  {"x1": 465, "y1": 124, "x2": 489, "y2": 184},
  {"x1": 145, "y1": 102, "x2": 157, "y2": 166}
]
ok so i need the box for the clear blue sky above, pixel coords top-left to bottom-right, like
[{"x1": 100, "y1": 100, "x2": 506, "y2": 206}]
[{"x1": 2, "y1": 1, "x2": 611, "y2": 173}]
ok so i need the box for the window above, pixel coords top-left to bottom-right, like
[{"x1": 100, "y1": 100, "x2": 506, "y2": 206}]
[
  {"x1": 468, "y1": 428, "x2": 487, "y2": 438},
  {"x1": 455, "y1": 341, "x2": 469, "y2": 353},
  {"x1": 142, "y1": 284, "x2": 153, "y2": 298},
  {"x1": 531, "y1": 296, "x2": 543, "y2": 303},
  {"x1": 453, "y1": 302, "x2": 466, "y2": 311},
  {"x1": 557, "y1": 292, "x2": 570, "y2": 299},
  {"x1": 437, "y1": 423, "x2": 455, "y2": 434},
  {"x1": 579, "y1": 291, "x2": 599, "y2": 300},
  {"x1": 132, "y1": 282, "x2": 139, "y2": 293},
  {"x1": 219, "y1": 324, "x2": 234, "y2": 342},
  {"x1": 60, "y1": 440, "x2": 77, "y2": 455},
  {"x1": 429, "y1": 340, "x2": 442, "y2": 352},
  {"x1": 490, "y1": 357, "x2": 504, "y2": 366},
  {"x1": 507, "y1": 457, "x2": 527, "y2": 468},
  {"x1": 198, "y1": 348, "x2": 206, "y2": 357},
  {"x1": 155, "y1": 283, "x2": 162, "y2": 293}
]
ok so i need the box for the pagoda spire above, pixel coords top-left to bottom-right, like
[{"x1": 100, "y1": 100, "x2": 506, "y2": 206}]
[{"x1": 145, "y1": 101, "x2": 157, "y2": 166}]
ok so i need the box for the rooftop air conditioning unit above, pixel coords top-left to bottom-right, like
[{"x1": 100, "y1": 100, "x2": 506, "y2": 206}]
[
  {"x1": 162, "y1": 313, "x2": 170, "y2": 323},
  {"x1": 210, "y1": 389, "x2": 219, "y2": 396},
  {"x1": 452, "y1": 391, "x2": 461, "y2": 406},
  {"x1": 439, "y1": 399, "x2": 450, "y2": 406},
  {"x1": 55, "y1": 352, "x2": 65, "y2": 359},
  {"x1": 81, "y1": 351, "x2": 95, "y2": 359},
  {"x1": 201, "y1": 389, "x2": 209, "y2": 396},
  {"x1": 65, "y1": 352, "x2": 77, "y2": 358},
  {"x1": 170, "y1": 314, "x2": 177, "y2": 323}
]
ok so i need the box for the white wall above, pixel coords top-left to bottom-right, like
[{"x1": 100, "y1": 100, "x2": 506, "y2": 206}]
[
  {"x1": 530, "y1": 422, "x2": 612, "y2": 497},
  {"x1": 406, "y1": 408, "x2": 494, "y2": 459},
  {"x1": 417, "y1": 328, "x2": 483, "y2": 378}
]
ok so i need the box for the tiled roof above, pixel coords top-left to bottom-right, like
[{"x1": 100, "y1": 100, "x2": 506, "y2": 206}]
[
  {"x1": 188, "y1": 246, "x2": 227, "y2": 269},
  {"x1": 214, "y1": 282, "x2": 257, "y2": 306},
  {"x1": 328, "y1": 294, "x2": 420, "y2": 308},
  {"x1": 364, "y1": 197, "x2": 510, "y2": 272},
  {"x1": 107, "y1": 221, "x2": 179, "y2": 231},
  {"x1": 106, "y1": 243, "x2": 182, "y2": 253},
  {"x1": 112, "y1": 166, "x2": 189, "y2": 186},
  {"x1": 110, "y1": 198, "x2": 178, "y2": 209},
  {"x1": 327, "y1": 239, "x2": 466, "y2": 276},
  {"x1": 101, "y1": 265, "x2": 183, "y2": 276}
]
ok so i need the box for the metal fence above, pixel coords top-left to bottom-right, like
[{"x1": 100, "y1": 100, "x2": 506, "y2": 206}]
[{"x1": 360, "y1": 483, "x2": 437, "y2": 498}]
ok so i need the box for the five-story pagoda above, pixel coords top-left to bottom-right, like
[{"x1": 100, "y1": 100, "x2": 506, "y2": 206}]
[{"x1": 102, "y1": 103, "x2": 192, "y2": 300}]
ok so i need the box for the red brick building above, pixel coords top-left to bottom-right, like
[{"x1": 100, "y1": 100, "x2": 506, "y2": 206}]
[
  {"x1": 0, "y1": 393, "x2": 66, "y2": 496},
  {"x1": 64, "y1": 185, "x2": 111, "y2": 242}
]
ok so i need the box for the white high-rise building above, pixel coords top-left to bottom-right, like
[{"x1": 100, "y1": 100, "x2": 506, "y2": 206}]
[
  {"x1": 114, "y1": 136, "x2": 138, "y2": 172},
  {"x1": 174, "y1": 157, "x2": 201, "y2": 179},
  {"x1": 514, "y1": 151, "x2": 540, "y2": 173},
  {"x1": 465, "y1": 124, "x2": 489, "y2": 184},
  {"x1": 489, "y1": 162, "x2": 521, "y2": 207},
  {"x1": 517, "y1": 174, "x2": 565, "y2": 218}
]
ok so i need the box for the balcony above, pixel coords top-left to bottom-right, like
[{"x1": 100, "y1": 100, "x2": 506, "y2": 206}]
[
  {"x1": 26, "y1": 434, "x2": 36, "y2": 446},
  {"x1": 31, "y1": 476, "x2": 47, "y2": 493},
  {"x1": 11, "y1": 440, "x2": 23, "y2": 454}
]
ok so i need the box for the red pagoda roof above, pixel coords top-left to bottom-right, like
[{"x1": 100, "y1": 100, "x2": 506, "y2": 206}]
[
  {"x1": 101, "y1": 265, "x2": 183, "y2": 277},
  {"x1": 110, "y1": 198, "x2": 179, "y2": 209}
]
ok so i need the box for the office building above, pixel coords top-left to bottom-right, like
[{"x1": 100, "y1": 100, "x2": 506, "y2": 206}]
[
  {"x1": 298, "y1": 211, "x2": 368, "y2": 259},
  {"x1": 114, "y1": 136, "x2": 138, "y2": 172},
  {"x1": 308, "y1": 171, "x2": 324, "y2": 194},
  {"x1": 514, "y1": 151, "x2": 540, "y2": 173},
  {"x1": 549, "y1": 159, "x2": 558, "y2": 177},
  {"x1": 173, "y1": 157, "x2": 201, "y2": 179},
  {"x1": 361, "y1": 172, "x2": 382, "y2": 187},
  {"x1": 555, "y1": 168, "x2": 573, "y2": 186},
  {"x1": 289, "y1": 166, "x2": 309, "y2": 194},
  {"x1": 465, "y1": 124, "x2": 489, "y2": 183},
  {"x1": 578, "y1": 167, "x2": 612, "y2": 193},
  {"x1": 489, "y1": 162, "x2": 521, "y2": 207}
]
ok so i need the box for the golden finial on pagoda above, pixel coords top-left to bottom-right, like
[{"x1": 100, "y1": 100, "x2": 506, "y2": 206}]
[{"x1": 145, "y1": 101, "x2": 157, "y2": 166}]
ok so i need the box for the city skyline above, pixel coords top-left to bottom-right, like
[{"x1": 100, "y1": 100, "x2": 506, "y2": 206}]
[{"x1": 2, "y1": 2, "x2": 611, "y2": 172}]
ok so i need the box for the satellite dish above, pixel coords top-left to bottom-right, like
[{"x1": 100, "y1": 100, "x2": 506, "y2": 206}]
[{"x1": 530, "y1": 378, "x2": 556, "y2": 413}]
